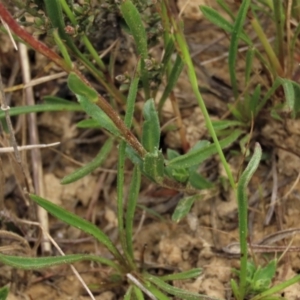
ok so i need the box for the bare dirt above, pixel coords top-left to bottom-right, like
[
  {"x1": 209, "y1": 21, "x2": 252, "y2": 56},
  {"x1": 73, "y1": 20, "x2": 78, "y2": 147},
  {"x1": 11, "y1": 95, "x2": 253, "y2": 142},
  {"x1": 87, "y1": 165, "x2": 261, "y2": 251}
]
[{"x1": 1, "y1": 1, "x2": 300, "y2": 300}]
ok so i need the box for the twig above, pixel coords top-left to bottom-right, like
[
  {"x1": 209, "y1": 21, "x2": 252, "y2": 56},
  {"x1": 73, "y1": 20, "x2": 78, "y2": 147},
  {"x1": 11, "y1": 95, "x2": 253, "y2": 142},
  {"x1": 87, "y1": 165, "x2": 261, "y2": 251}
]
[
  {"x1": 0, "y1": 142, "x2": 60, "y2": 153},
  {"x1": 19, "y1": 42, "x2": 51, "y2": 253}
]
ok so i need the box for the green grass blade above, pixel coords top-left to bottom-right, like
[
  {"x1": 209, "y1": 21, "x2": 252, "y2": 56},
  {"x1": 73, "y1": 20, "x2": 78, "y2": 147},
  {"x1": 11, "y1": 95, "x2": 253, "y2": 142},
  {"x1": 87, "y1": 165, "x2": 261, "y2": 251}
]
[
  {"x1": 158, "y1": 55, "x2": 184, "y2": 113},
  {"x1": 200, "y1": 6, "x2": 251, "y2": 44},
  {"x1": 167, "y1": 129, "x2": 243, "y2": 169},
  {"x1": 52, "y1": 29, "x2": 72, "y2": 69},
  {"x1": 159, "y1": 268, "x2": 202, "y2": 281},
  {"x1": 0, "y1": 103, "x2": 83, "y2": 119},
  {"x1": 172, "y1": 16, "x2": 235, "y2": 189},
  {"x1": 29, "y1": 194, "x2": 125, "y2": 264},
  {"x1": 228, "y1": 0, "x2": 251, "y2": 99},
  {"x1": 61, "y1": 138, "x2": 114, "y2": 184},
  {"x1": 0, "y1": 285, "x2": 9, "y2": 300},
  {"x1": 236, "y1": 143, "x2": 262, "y2": 299},
  {"x1": 125, "y1": 166, "x2": 141, "y2": 260},
  {"x1": 142, "y1": 99, "x2": 160, "y2": 153},
  {"x1": 0, "y1": 253, "x2": 120, "y2": 271}
]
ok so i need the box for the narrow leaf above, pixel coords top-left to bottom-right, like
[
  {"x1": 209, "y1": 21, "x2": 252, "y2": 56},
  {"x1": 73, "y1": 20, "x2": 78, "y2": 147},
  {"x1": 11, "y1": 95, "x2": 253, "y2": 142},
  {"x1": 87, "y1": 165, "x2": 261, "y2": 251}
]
[
  {"x1": 0, "y1": 103, "x2": 82, "y2": 119},
  {"x1": 200, "y1": 6, "x2": 251, "y2": 44},
  {"x1": 29, "y1": 194, "x2": 124, "y2": 263},
  {"x1": 237, "y1": 143, "x2": 262, "y2": 299},
  {"x1": 143, "y1": 151, "x2": 164, "y2": 182},
  {"x1": 145, "y1": 274, "x2": 208, "y2": 300},
  {"x1": 167, "y1": 129, "x2": 243, "y2": 169},
  {"x1": 142, "y1": 99, "x2": 160, "y2": 153},
  {"x1": 172, "y1": 195, "x2": 200, "y2": 223},
  {"x1": 120, "y1": 0, "x2": 148, "y2": 59},
  {"x1": 0, "y1": 253, "x2": 120, "y2": 271},
  {"x1": 61, "y1": 138, "x2": 114, "y2": 184},
  {"x1": 76, "y1": 119, "x2": 101, "y2": 129},
  {"x1": 68, "y1": 73, "x2": 98, "y2": 102},
  {"x1": 228, "y1": 0, "x2": 251, "y2": 99},
  {"x1": 0, "y1": 286, "x2": 9, "y2": 300},
  {"x1": 159, "y1": 268, "x2": 202, "y2": 281}
]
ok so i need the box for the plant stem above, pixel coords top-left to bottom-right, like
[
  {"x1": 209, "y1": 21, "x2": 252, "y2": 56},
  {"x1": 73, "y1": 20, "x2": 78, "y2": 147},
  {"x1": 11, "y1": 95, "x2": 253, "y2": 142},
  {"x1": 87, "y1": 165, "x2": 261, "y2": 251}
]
[{"x1": 170, "y1": 16, "x2": 236, "y2": 189}]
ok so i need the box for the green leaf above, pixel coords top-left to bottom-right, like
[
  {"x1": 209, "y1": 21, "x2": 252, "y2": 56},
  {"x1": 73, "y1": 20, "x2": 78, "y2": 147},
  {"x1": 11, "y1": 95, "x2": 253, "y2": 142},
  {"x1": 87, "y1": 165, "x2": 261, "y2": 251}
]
[
  {"x1": 167, "y1": 129, "x2": 243, "y2": 169},
  {"x1": 76, "y1": 119, "x2": 101, "y2": 129},
  {"x1": 133, "y1": 286, "x2": 145, "y2": 300},
  {"x1": 228, "y1": 0, "x2": 251, "y2": 99},
  {"x1": 165, "y1": 165, "x2": 189, "y2": 183},
  {"x1": 61, "y1": 138, "x2": 114, "y2": 184},
  {"x1": 158, "y1": 55, "x2": 184, "y2": 112},
  {"x1": 143, "y1": 150, "x2": 164, "y2": 182},
  {"x1": 53, "y1": 29, "x2": 72, "y2": 69},
  {"x1": 249, "y1": 84, "x2": 261, "y2": 116},
  {"x1": 159, "y1": 268, "x2": 202, "y2": 281},
  {"x1": 172, "y1": 195, "x2": 200, "y2": 223},
  {"x1": 0, "y1": 253, "x2": 120, "y2": 271},
  {"x1": 76, "y1": 97, "x2": 120, "y2": 136},
  {"x1": 29, "y1": 194, "x2": 124, "y2": 263},
  {"x1": 251, "y1": 260, "x2": 276, "y2": 292},
  {"x1": 68, "y1": 73, "x2": 98, "y2": 103},
  {"x1": 145, "y1": 274, "x2": 207, "y2": 300},
  {"x1": 166, "y1": 149, "x2": 180, "y2": 160},
  {"x1": 43, "y1": 96, "x2": 76, "y2": 105},
  {"x1": 189, "y1": 171, "x2": 213, "y2": 190},
  {"x1": 120, "y1": 0, "x2": 149, "y2": 97},
  {"x1": 245, "y1": 47, "x2": 255, "y2": 85},
  {"x1": 120, "y1": 0, "x2": 147, "y2": 59},
  {"x1": 0, "y1": 286, "x2": 9, "y2": 300},
  {"x1": 142, "y1": 99, "x2": 160, "y2": 153},
  {"x1": 212, "y1": 120, "x2": 244, "y2": 131},
  {"x1": 200, "y1": 6, "x2": 251, "y2": 44}
]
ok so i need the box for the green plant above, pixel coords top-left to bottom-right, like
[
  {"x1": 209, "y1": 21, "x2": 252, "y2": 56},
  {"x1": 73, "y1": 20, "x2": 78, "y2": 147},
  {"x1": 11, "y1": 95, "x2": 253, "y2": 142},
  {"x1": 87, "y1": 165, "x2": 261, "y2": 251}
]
[
  {"x1": 1, "y1": 0, "x2": 299, "y2": 299},
  {"x1": 201, "y1": 0, "x2": 300, "y2": 122}
]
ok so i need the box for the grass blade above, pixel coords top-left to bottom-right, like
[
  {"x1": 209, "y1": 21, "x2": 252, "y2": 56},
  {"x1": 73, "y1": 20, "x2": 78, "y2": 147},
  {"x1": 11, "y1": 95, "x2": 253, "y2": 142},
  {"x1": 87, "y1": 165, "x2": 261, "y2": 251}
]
[
  {"x1": 0, "y1": 253, "x2": 120, "y2": 271},
  {"x1": 158, "y1": 55, "x2": 184, "y2": 113},
  {"x1": 61, "y1": 138, "x2": 114, "y2": 184},
  {"x1": 228, "y1": 0, "x2": 251, "y2": 99},
  {"x1": 200, "y1": 6, "x2": 251, "y2": 44},
  {"x1": 29, "y1": 194, "x2": 125, "y2": 264},
  {"x1": 236, "y1": 143, "x2": 262, "y2": 299}
]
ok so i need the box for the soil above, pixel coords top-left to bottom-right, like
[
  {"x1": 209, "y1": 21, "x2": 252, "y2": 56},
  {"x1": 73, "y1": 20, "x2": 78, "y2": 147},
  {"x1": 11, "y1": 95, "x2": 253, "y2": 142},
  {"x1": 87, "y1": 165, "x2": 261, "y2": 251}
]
[{"x1": 1, "y1": 1, "x2": 300, "y2": 300}]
